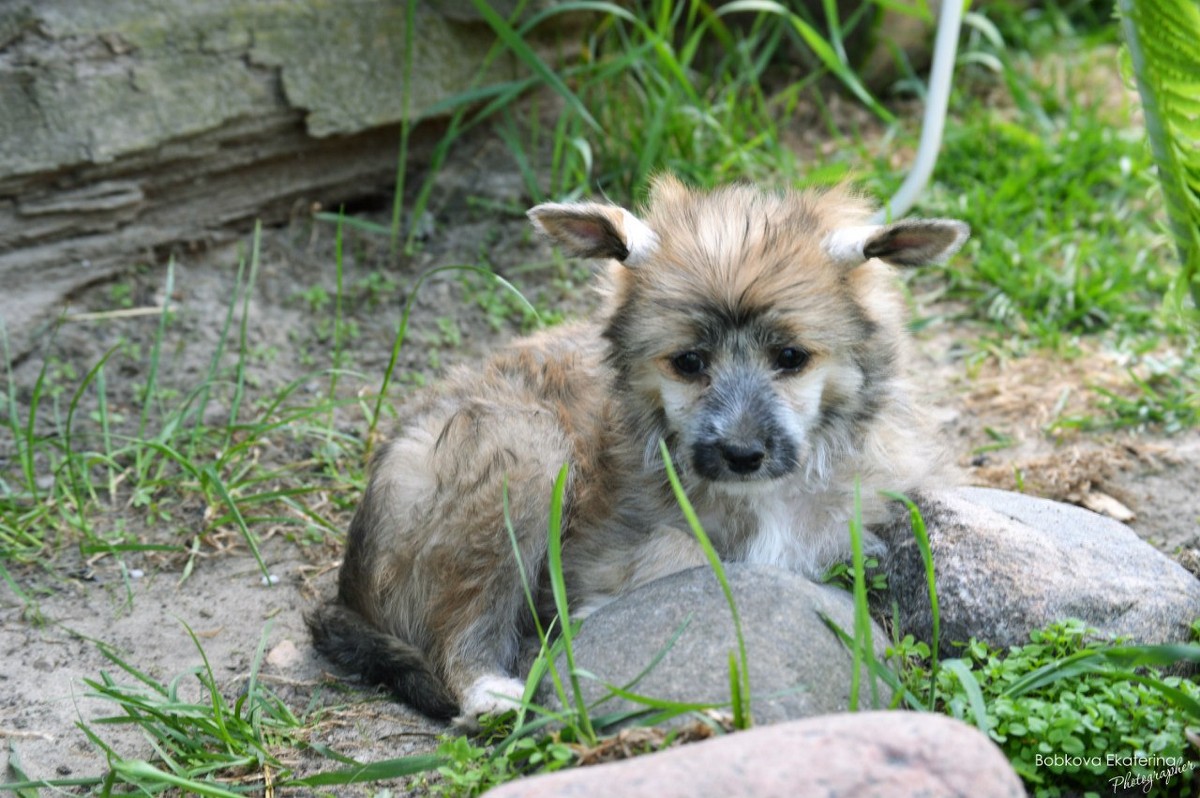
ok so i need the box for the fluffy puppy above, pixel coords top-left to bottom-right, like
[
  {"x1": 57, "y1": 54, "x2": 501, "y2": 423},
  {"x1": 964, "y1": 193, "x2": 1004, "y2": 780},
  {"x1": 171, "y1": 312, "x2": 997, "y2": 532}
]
[{"x1": 308, "y1": 175, "x2": 969, "y2": 725}]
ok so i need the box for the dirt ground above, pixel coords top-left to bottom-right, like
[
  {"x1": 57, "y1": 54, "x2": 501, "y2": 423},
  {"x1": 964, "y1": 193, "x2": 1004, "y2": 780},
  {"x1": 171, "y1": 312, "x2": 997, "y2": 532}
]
[{"x1": 2, "y1": 138, "x2": 1198, "y2": 794}]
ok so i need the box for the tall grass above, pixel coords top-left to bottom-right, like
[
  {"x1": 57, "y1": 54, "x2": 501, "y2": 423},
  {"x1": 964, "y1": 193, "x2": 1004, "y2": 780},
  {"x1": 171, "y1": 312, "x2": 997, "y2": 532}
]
[
  {"x1": 0, "y1": 224, "x2": 364, "y2": 571},
  {"x1": 382, "y1": 0, "x2": 922, "y2": 234}
]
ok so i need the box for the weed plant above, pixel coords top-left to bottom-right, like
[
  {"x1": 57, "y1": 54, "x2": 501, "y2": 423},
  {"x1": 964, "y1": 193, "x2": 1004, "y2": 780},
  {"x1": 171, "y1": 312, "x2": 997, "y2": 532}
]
[
  {"x1": 0, "y1": 623, "x2": 311, "y2": 796},
  {"x1": 892, "y1": 621, "x2": 1200, "y2": 797}
]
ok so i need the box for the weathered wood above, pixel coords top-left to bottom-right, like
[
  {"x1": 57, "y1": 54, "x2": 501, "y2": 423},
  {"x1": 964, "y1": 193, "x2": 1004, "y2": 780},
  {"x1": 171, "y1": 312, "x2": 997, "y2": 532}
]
[{"x1": 0, "y1": 0, "x2": 526, "y2": 357}]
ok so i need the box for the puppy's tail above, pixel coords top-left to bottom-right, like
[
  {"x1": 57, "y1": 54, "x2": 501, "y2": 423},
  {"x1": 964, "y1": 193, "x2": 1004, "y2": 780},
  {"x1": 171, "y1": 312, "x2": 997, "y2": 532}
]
[{"x1": 306, "y1": 603, "x2": 458, "y2": 720}]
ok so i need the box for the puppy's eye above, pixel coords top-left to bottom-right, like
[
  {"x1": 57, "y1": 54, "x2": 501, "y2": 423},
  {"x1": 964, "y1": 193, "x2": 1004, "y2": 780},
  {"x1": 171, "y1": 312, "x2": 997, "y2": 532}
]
[
  {"x1": 670, "y1": 351, "x2": 706, "y2": 377},
  {"x1": 775, "y1": 347, "x2": 810, "y2": 372}
]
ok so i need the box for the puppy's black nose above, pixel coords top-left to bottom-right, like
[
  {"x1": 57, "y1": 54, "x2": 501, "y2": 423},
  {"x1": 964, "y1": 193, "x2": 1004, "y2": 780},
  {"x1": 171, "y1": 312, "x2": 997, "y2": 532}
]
[{"x1": 719, "y1": 443, "x2": 765, "y2": 474}]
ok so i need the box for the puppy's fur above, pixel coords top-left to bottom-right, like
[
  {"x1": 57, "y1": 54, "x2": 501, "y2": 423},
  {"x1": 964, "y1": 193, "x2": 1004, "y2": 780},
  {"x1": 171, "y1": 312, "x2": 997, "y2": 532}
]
[{"x1": 308, "y1": 176, "x2": 969, "y2": 725}]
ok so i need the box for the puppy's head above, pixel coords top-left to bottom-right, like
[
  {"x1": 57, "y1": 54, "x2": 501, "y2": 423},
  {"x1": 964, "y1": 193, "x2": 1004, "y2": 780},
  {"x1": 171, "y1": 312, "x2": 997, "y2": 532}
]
[{"x1": 528, "y1": 176, "x2": 969, "y2": 486}]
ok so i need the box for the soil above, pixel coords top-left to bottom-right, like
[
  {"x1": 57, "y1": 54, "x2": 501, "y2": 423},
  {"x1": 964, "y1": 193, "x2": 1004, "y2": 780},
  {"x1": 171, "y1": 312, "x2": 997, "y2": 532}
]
[{"x1": 2, "y1": 131, "x2": 1198, "y2": 795}]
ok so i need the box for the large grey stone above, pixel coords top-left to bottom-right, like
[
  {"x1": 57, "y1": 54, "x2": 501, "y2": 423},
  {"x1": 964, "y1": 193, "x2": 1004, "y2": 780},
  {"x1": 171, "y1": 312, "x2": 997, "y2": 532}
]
[
  {"x1": 880, "y1": 487, "x2": 1200, "y2": 656},
  {"x1": 486, "y1": 710, "x2": 1025, "y2": 798},
  {"x1": 556, "y1": 564, "x2": 891, "y2": 727},
  {"x1": 0, "y1": 0, "x2": 575, "y2": 357},
  {"x1": 1, "y1": 2, "x2": 517, "y2": 177}
]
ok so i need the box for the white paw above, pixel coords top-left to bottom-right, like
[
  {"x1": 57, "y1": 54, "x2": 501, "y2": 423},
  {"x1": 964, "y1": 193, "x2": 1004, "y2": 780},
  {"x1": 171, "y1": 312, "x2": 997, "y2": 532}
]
[
  {"x1": 454, "y1": 675, "x2": 526, "y2": 729},
  {"x1": 571, "y1": 594, "x2": 616, "y2": 620}
]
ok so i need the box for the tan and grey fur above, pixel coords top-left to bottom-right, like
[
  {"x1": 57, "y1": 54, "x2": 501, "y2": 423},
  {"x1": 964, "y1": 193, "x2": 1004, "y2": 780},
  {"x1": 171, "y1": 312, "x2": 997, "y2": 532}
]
[{"x1": 308, "y1": 175, "x2": 969, "y2": 725}]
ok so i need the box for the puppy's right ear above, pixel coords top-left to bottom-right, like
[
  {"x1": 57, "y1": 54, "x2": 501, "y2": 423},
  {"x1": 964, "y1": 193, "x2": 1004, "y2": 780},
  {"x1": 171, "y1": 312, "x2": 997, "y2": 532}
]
[{"x1": 527, "y1": 202, "x2": 658, "y2": 267}]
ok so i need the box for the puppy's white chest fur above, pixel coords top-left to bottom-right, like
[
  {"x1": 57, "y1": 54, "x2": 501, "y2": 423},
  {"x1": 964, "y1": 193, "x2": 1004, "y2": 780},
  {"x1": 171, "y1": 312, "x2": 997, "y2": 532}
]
[
  {"x1": 702, "y1": 484, "x2": 857, "y2": 579},
  {"x1": 744, "y1": 492, "x2": 813, "y2": 568}
]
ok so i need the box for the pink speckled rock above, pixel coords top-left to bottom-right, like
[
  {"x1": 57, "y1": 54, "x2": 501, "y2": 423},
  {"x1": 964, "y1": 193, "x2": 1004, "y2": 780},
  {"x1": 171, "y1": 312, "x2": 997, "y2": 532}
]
[{"x1": 487, "y1": 711, "x2": 1023, "y2": 798}]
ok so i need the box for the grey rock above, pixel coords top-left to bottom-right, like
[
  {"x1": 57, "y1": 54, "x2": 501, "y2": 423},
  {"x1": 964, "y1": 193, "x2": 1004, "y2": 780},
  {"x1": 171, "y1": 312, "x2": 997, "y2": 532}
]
[
  {"x1": 556, "y1": 564, "x2": 891, "y2": 727},
  {"x1": 880, "y1": 487, "x2": 1200, "y2": 656},
  {"x1": 0, "y1": 0, "x2": 583, "y2": 357},
  {"x1": 486, "y1": 710, "x2": 1025, "y2": 798}
]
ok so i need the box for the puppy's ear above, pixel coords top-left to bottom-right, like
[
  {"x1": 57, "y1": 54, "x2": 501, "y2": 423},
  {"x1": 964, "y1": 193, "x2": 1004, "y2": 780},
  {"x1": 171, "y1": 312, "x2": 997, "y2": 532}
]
[
  {"x1": 824, "y1": 218, "x2": 970, "y2": 267},
  {"x1": 527, "y1": 202, "x2": 659, "y2": 267}
]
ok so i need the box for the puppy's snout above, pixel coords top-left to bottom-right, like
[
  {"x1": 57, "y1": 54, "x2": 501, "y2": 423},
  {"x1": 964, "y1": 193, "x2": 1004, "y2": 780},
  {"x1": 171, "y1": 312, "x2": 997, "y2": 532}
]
[
  {"x1": 719, "y1": 442, "x2": 765, "y2": 474},
  {"x1": 690, "y1": 370, "x2": 799, "y2": 482}
]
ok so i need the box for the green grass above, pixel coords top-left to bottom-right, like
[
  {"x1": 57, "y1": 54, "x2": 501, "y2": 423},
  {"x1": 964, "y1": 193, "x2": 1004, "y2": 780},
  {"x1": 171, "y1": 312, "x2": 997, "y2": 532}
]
[
  {"x1": 8, "y1": 486, "x2": 1197, "y2": 797},
  {"x1": 659, "y1": 442, "x2": 753, "y2": 730},
  {"x1": 0, "y1": 622, "x2": 310, "y2": 796},
  {"x1": 0, "y1": 227, "x2": 362, "y2": 573},
  {"x1": 896, "y1": 9, "x2": 1196, "y2": 428}
]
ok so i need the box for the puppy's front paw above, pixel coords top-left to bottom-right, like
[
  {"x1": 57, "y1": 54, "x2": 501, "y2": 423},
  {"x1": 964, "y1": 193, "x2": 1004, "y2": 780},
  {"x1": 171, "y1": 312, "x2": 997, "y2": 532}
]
[{"x1": 453, "y1": 675, "x2": 527, "y2": 731}]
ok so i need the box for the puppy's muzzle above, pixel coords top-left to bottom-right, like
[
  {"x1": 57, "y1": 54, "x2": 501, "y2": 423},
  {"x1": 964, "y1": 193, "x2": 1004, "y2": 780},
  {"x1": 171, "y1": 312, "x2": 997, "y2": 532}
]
[{"x1": 690, "y1": 371, "x2": 798, "y2": 482}]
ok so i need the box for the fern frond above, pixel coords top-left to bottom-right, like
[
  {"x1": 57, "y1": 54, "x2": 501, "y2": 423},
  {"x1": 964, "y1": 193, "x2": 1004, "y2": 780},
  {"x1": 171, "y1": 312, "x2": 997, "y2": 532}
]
[{"x1": 1118, "y1": 0, "x2": 1200, "y2": 307}]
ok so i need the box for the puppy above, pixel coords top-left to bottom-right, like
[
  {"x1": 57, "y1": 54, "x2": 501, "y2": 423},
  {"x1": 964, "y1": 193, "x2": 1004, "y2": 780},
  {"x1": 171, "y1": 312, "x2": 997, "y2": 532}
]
[{"x1": 308, "y1": 175, "x2": 969, "y2": 725}]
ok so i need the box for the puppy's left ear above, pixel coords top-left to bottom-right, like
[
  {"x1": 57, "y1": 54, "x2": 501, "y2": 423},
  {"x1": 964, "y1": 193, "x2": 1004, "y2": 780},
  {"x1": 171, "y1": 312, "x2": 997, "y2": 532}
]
[
  {"x1": 824, "y1": 218, "x2": 970, "y2": 267},
  {"x1": 527, "y1": 202, "x2": 659, "y2": 267}
]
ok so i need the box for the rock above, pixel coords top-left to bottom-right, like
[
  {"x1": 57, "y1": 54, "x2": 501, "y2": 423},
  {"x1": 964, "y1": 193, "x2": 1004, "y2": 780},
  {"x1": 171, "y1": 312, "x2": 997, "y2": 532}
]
[
  {"x1": 880, "y1": 487, "x2": 1200, "y2": 656},
  {"x1": 0, "y1": 1, "x2": 582, "y2": 357},
  {"x1": 265, "y1": 639, "x2": 300, "y2": 669},
  {"x1": 555, "y1": 564, "x2": 892, "y2": 727},
  {"x1": 486, "y1": 710, "x2": 1025, "y2": 798}
]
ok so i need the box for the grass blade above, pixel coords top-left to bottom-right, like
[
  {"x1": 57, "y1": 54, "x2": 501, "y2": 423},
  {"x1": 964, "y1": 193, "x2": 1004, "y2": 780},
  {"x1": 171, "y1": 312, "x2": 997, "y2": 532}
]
[
  {"x1": 545, "y1": 462, "x2": 596, "y2": 743},
  {"x1": 201, "y1": 465, "x2": 268, "y2": 579},
  {"x1": 658, "y1": 440, "x2": 752, "y2": 729},
  {"x1": 287, "y1": 754, "x2": 444, "y2": 787},
  {"x1": 717, "y1": 0, "x2": 895, "y2": 123},
  {"x1": 883, "y1": 491, "x2": 940, "y2": 710},
  {"x1": 370, "y1": 263, "x2": 543, "y2": 445},
  {"x1": 821, "y1": 614, "x2": 921, "y2": 710},
  {"x1": 390, "y1": 0, "x2": 418, "y2": 255},
  {"x1": 1000, "y1": 642, "x2": 1200, "y2": 700},
  {"x1": 109, "y1": 760, "x2": 247, "y2": 798},
  {"x1": 466, "y1": 0, "x2": 599, "y2": 131},
  {"x1": 846, "y1": 480, "x2": 879, "y2": 710},
  {"x1": 5, "y1": 743, "x2": 42, "y2": 798},
  {"x1": 134, "y1": 260, "x2": 175, "y2": 478},
  {"x1": 940, "y1": 659, "x2": 990, "y2": 734}
]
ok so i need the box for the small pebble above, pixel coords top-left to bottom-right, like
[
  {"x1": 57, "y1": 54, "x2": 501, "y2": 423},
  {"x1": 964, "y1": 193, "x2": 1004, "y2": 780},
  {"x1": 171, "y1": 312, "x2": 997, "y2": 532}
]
[
  {"x1": 266, "y1": 639, "x2": 301, "y2": 668},
  {"x1": 261, "y1": 574, "x2": 280, "y2": 586},
  {"x1": 128, "y1": 568, "x2": 144, "y2": 579}
]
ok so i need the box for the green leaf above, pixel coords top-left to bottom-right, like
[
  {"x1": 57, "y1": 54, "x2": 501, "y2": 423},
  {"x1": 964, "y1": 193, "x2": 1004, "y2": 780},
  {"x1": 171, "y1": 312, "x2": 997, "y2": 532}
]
[
  {"x1": 1118, "y1": 0, "x2": 1200, "y2": 306},
  {"x1": 545, "y1": 462, "x2": 596, "y2": 743},
  {"x1": 941, "y1": 659, "x2": 990, "y2": 735},
  {"x1": 110, "y1": 760, "x2": 246, "y2": 798},
  {"x1": 286, "y1": 754, "x2": 445, "y2": 787}
]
